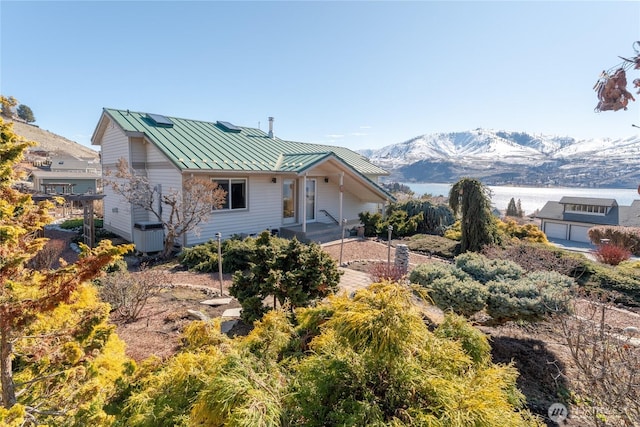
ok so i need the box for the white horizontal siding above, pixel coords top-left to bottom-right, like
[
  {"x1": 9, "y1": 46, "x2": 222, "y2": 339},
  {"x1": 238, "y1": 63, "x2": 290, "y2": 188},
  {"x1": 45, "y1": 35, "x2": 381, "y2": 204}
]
[
  {"x1": 307, "y1": 177, "x2": 379, "y2": 225},
  {"x1": 101, "y1": 122, "x2": 133, "y2": 240},
  {"x1": 100, "y1": 121, "x2": 129, "y2": 166},
  {"x1": 316, "y1": 178, "x2": 339, "y2": 224},
  {"x1": 130, "y1": 138, "x2": 146, "y2": 164},
  {"x1": 186, "y1": 175, "x2": 282, "y2": 246},
  {"x1": 148, "y1": 166, "x2": 182, "y2": 227},
  {"x1": 343, "y1": 191, "x2": 378, "y2": 219},
  {"x1": 103, "y1": 192, "x2": 134, "y2": 241},
  {"x1": 310, "y1": 177, "x2": 381, "y2": 227},
  {"x1": 146, "y1": 142, "x2": 168, "y2": 163}
]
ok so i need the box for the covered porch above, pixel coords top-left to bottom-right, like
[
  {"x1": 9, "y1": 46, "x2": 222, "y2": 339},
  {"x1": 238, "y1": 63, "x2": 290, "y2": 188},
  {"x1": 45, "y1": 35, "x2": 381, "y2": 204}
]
[
  {"x1": 276, "y1": 154, "x2": 390, "y2": 244},
  {"x1": 280, "y1": 220, "x2": 364, "y2": 244}
]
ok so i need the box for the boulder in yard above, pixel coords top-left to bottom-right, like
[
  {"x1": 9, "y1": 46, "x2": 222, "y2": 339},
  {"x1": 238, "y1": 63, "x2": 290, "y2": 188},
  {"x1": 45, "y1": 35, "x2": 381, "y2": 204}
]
[{"x1": 187, "y1": 309, "x2": 210, "y2": 321}]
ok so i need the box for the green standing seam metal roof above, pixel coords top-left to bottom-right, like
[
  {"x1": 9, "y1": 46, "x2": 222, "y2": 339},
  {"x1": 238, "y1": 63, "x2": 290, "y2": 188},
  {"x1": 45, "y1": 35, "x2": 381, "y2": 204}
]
[{"x1": 103, "y1": 109, "x2": 389, "y2": 176}]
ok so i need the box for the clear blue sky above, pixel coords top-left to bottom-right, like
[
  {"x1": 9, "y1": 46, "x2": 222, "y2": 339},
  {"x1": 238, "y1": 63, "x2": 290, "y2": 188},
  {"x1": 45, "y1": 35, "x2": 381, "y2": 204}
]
[{"x1": 2, "y1": 1, "x2": 640, "y2": 151}]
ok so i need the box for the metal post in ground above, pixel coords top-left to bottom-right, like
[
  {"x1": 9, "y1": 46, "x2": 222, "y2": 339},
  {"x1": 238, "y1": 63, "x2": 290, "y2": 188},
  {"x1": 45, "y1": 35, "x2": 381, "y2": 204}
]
[
  {"x1": 216, "y1": 232, "x2": 223, "y2": 296},
  {"x1": 339, "y1": 218, "x2": 347, "y2": 266},
  {"x1": 387, "y1": 225, "x2": 393, "y2": 277}
]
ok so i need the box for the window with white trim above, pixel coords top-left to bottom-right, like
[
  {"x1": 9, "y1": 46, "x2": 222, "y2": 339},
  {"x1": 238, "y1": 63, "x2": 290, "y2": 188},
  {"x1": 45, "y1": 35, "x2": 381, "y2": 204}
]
[{"x1": 213, "y1": 178, "x2": 247, "y2": 210}]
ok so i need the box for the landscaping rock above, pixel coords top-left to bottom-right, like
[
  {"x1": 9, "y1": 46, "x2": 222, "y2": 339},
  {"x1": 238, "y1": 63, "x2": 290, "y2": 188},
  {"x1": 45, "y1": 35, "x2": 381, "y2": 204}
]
[
  {"x1": 201, "y1": 297, "x2": 233, "y2": 306},
  {"x1": 221, "y1": 308, "x2": 242, "y2": 318},
  {"x1": 221, "y1": 320, "x2": 238, "y2": 334},
  {"x1": 187, "y1": 309, "x2": 210, "y2": 321}
]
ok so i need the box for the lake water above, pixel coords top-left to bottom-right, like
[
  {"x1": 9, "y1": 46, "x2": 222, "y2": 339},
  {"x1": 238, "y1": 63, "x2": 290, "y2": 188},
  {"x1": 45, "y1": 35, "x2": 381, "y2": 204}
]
[{"x1": 402, "y1": 182, "x2": 640, "y2": 215}]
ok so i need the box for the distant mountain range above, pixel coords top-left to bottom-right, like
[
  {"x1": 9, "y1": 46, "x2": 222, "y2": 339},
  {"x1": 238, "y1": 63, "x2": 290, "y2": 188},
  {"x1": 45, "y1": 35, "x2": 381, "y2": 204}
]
[
  {"x1": 7, "y1": 119, "x2": 640, "y2": 188},
  {"x1": 359, "y1": 129, "x2": 640, "y2": 188}
]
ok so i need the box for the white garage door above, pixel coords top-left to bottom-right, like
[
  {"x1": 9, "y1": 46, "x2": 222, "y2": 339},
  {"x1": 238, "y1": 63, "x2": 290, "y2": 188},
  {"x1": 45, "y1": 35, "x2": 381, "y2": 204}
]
[
  {"x1": 569, "y1": 225, "x2": 592, "y2": 243},
  {"x1": 544, "y1": 222, "x2": 567, "y2": 240}
]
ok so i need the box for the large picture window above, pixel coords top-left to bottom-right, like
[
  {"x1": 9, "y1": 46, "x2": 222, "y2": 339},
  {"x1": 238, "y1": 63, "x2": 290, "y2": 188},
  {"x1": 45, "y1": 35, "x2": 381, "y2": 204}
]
[{"x1": 213, "y1": 178, "x2": 247, "y2": 210}]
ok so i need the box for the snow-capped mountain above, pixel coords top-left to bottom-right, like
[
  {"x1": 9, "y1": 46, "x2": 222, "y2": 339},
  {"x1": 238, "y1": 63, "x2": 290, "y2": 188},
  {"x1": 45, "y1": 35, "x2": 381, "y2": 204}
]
[{"x1": 360, "y1": 129, "x2": 640, "y2": 188}]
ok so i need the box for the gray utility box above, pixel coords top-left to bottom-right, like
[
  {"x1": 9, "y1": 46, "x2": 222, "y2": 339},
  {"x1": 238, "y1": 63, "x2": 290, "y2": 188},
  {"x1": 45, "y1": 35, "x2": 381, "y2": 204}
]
[{"x1": 133, "y1": 221, "x2": 164, "y2": 254}]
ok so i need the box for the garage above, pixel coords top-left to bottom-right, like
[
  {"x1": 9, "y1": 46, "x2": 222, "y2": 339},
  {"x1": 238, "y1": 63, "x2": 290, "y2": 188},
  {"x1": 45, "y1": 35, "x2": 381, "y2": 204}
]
[
  {"x1": 543, "y1": 222, "x2": 568, "y2": 240},
  {"x1": 569, "y1": 225, "x2": 592, "y2": 243}
]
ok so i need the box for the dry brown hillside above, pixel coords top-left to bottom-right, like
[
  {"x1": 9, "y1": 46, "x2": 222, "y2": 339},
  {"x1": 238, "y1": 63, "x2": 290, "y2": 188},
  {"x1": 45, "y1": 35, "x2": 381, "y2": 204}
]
[{"x1": 8, "y1": 118, "x2": 99, "y2": 159}]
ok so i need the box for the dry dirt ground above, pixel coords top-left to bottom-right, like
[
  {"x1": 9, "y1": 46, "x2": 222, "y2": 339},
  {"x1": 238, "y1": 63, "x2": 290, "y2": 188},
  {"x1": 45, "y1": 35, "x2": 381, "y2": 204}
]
[{"x1": 46, "y1": 230, "x2": 640, "y2": 425}]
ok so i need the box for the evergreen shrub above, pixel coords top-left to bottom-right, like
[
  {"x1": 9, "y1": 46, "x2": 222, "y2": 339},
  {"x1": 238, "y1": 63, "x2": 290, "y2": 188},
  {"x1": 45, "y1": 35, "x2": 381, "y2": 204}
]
[
  {"x1": 498, "y1": 218, "x2": 548, "y2": 243},
  {"x1": 178, "y1": 239, "x2": 220, "y2": 272},
  {"x1": 411, "y1": 253, "x2": 575, "y2": 323},
  {"x1": 358, "y1": 211, "x2": 383, "y2": 237},
  {"x1": 435, "y1": 312, "x2": 492, "y2": 365},
  {"x1": 409, "y1": 261, "x2": 470, "y2": 284},
  {"x1": 114, "y1": 284, "x2": 543, "y2": 426},
  {"x1": 405, "y1": 234, "x2": 459, "y2": 258},
  {"x1": 59, "y1": 218, "x2": 104, "y2": 229},
  {"x1": 230, "y1": 232, "x2": 341, "y2": 322},
  {"x1": 380, "y1": 209, "x2": 419, "y2": 238},
  {"x1": 178, "y1": 233, "x2": 290, "y2": 273},
  {"x1": 428, "y1": 275, "x2": 488, "y2": 317},
  {"x1": 584, "y1": 262, "x2": 640, "y2": 306},
  {"x1": 455, "y1": 252, "x2": 523, "y2": 282},
  {"x1": 392, "y1": 199, "x2": 455, "y2": 235},
  {"x1": 409, "y1": 263, "x2": 486, "y2": 317},
  {"x1": 485, "y1": 271, "x2": 572, "y2": 322},
  {"x1": 443, "y1": 220, "x2": 462, "y2": 241}
]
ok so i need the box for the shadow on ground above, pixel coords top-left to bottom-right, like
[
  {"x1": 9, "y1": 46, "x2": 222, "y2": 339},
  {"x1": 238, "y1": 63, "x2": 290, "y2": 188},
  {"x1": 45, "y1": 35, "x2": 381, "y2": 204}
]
[{"x1": 488, "y1": 332, "x2": 570, "y2": 426}]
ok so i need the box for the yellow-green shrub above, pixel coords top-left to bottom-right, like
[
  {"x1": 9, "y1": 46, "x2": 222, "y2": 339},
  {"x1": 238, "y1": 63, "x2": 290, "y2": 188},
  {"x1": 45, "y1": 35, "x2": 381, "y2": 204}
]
[
  {"x1": 116, "y1": 283, "x2": 543, "y2": 426},
  {"x1": 498, "y1": 218, "x2": 548, "y2": 243}
]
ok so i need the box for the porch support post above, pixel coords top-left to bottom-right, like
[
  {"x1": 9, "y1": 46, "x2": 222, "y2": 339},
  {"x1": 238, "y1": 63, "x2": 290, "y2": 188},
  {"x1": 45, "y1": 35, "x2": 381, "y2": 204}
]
[
  {"x1": 339, "y1": 172, "x2": 344, "y2": 224},
  {"x1": 302, "y1": 174, "x2": 307, "y2": 233}
]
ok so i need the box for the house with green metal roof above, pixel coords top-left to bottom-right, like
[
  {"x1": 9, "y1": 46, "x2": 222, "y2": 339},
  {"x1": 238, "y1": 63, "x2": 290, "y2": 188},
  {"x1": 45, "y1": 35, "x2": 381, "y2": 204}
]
[{"x1": 91, "y1": 108, "x2": 393, "y2": 249}]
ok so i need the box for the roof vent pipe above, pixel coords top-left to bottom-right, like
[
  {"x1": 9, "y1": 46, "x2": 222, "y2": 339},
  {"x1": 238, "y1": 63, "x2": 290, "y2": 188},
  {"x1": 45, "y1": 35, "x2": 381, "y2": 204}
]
[{"x1": 268, "y1": 116, "x2": 274, "y2": 139}]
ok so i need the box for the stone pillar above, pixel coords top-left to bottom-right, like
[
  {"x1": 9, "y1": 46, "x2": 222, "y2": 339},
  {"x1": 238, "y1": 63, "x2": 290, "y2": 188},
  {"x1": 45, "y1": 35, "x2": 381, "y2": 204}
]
[{"x1": 395, "y1": 244, "x2": 409, "y2": 275}]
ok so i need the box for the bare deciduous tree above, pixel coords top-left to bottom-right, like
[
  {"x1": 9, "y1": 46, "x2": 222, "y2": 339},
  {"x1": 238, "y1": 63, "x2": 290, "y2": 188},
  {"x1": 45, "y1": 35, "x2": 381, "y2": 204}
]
[
  {"x1": 556, "y1": 298, "x2": 640, "y2": 426},
  {"x1": 103, "y1": 158, "x2": 227, "y2": 258},
  {"x1": 98, "y1": 264, "x2": 169, "y2": 323}
]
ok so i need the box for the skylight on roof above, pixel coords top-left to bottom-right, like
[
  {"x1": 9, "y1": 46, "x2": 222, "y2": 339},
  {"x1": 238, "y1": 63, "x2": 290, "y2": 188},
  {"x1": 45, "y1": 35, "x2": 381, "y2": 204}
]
[
  {"x1": 216, "y1": 121, "x2": 241, "y2": 133},
  {"x1": 146, "y1": 113, "x2": 174, "y2": 127}
]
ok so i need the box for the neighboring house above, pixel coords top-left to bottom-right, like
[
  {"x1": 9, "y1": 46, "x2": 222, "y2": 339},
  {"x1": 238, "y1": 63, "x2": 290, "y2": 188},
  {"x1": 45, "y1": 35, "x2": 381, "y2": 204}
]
[
  {"x1": 31, "y1": 170, "x2": 101, "y2": 195},
  {"x1": 91, "y1": 108, "x2": 393, "y2": 247},
  {"x1": 537, "y1": 196, "x2": 640, "y2": 243},
  {"x1": 49, "y1": 154, "x2": 99, "y2": 173}
]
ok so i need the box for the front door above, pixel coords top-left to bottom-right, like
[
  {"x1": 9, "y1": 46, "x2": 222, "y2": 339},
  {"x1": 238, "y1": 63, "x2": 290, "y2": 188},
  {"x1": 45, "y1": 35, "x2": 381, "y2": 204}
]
[
  {"x1": 305, "y1": 179, "x2": 316, "y2": 222},
  {"x1": 282, "y1": 179, "x2": 296, "y2": 225}
]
